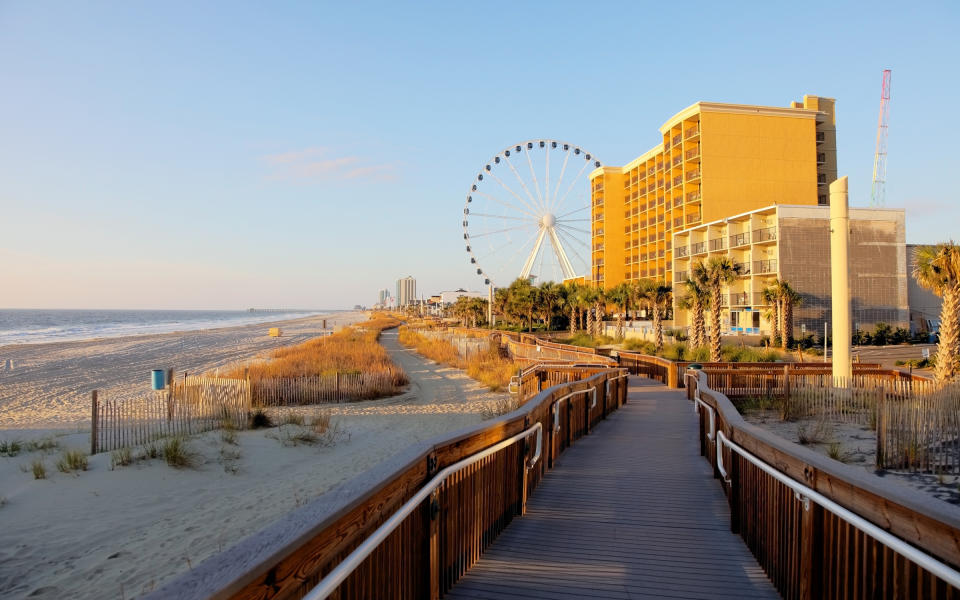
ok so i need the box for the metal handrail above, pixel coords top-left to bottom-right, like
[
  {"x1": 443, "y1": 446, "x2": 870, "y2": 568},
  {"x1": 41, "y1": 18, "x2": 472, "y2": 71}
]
[
  {"x1": 303, "y1": 422, "x2": 544, "y2": 600},
  {"x1": 606, "y1": 372, "x2": 629, "y2": 396},
  {"x1": 552, "y1": 388, "x2": 597, "y2": 432},
  {"x1": 713, "y1": 429, "x2": 960, "y2": 589}
]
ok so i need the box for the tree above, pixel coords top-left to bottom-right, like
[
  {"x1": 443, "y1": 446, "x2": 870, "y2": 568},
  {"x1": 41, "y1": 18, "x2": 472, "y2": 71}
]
[
  {"x1": 678, "y1": 274, "x2": 710, "y2": 348},
  {"x1": 538, "y1": 281, "x2": 564, "y2": 330},
  {"x1": 761, "y1": 281, "x2": 781, "y2": 345},
  {"x1": 648, "y1": 282, "x2": 672, "y2": 352},
  {"x1": 507, "y1": 278, "x2": 538, "y2": 332},
  {"x1": 699, "y1": 256, "x2": 741, "y2": 362},
  {"x1": 493, "y1": 288, "x2": 510, "y2": 326},
  {"x1": 580, "y1": 286, "x2": 600, "y2": 336},
  {"x1": 606, "y1": 282, "x2": 632, "y2": 341},
  {"x1": 913, "y1": 243, "x2": 960, "y2": 382},
  {"x1": 777, "y1": 281, "x2": 803, "y2": 349},
  {"x1": 563, "y1": 281, "x2": 583, "y2": 334},
  {"x1": 591, "y1": 287, "x2": 607, "y2": 337}
]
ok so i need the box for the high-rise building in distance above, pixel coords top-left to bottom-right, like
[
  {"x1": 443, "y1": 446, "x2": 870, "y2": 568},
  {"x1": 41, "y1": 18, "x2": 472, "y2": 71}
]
[
  {"x1": 378, "y1": 288, "x2": 390, "y2": 306},
  {"x1": 396, "y1": 276, "x2": 416, "y2": 307}
]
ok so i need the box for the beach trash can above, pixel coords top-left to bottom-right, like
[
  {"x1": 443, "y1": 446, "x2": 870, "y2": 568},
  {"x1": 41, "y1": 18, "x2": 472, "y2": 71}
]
[
  {"x1": 151, "y1": 369, "x2": 166, "y2": 391},
  {"x1": 688, "y1": 363, "x2": 703, "y2": 370},
  {"x1": 269, "y1": 327, "x2": 282, "y2": 337}
]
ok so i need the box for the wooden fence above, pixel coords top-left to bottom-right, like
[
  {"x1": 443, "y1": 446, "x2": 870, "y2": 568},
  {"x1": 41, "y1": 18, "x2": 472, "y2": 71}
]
[
  {"x1": 687, "y1": 370, "x2": 960, "y2": 599},
  {"x1": 252, "y1": 372, "x2": 402, "y2": 406},
  {"x1": 91, "y1": 376, "x2": 251, "y2": 454},
  {"x1": 877, "y1": 380, "x2": 960, "y2": 474},
  {"x1": 145, "y1": 366, "x2": 629, "y2": 600}
]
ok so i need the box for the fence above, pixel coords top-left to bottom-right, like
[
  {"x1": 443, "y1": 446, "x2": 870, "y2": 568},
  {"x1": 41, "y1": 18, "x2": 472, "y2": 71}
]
[
  {"x1": 687, "y1": 370, "x2": 960, "y2": 599},
  {"x1": 146, "y1": 366, "x2": 629, "y2": 600},
  {"x1": 877, "y1": 380, "x2": 960, "y2": 473},
  {"x1": 251, "y1": 372, "x2": 402, "y2": 406},
  {"x1": 91, "y1": 376, "x2": 251, "y2": 454}
]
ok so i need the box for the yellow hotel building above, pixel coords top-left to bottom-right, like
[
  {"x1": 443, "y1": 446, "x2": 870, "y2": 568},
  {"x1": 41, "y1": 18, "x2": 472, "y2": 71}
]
[{"x1": 589, "y1": 94, "x2": 837, "y2": 288}]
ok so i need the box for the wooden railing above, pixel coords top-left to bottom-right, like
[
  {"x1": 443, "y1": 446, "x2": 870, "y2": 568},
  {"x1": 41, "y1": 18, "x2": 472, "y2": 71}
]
[
  {"x1": 146, "y1": 366, "x2": 629, "y2": 600},
  {"x1": 686, "y1": 370, "x2": 960, "y2": 598}
]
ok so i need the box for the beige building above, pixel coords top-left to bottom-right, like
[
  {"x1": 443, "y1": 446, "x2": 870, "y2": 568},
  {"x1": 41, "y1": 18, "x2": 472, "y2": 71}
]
[{"x1": 671, "y1": 205, "x2": 908, "y2": 339}]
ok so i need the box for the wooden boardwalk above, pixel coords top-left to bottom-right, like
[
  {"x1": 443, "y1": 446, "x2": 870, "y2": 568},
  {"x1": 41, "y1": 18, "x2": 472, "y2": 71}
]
[{"x1": 445, "y1": 377, "x2": 780, "y2": 600}]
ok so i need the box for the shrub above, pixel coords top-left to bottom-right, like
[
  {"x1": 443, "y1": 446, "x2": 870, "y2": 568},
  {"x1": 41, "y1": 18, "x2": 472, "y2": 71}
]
[
  {"x1": 249, "y1": 408, "x2": 274, "y2": 429},
  {"x1": 622, "y1": 338, "x2": 656, "y2": 354},
  {"x1": 0, "y1": 439, "x2": 22, "y2": 457},
  {"x1": 162, "y1": 437, "x2": 194, "y2": 468},
  {"x1": 892, "y1": 327, "x2": 910, "y2": 344},
  {"x1": 25, "y1": 437, "x2": 59, "y2": 452},
  {"x1": 873, "y1": 322, "x2": 892, "y2": 346},
  {"x1": 827, "y1": 442, "x2": 844, "y2": 461},
  {"x1": 665, "y1": 328, "x2": 688, "y2": 342},
  {"x1": 280, "y1": 412, "x2": 305, "y2": 426},
  {"x1": 110, "y1": 447, "x2": 133, "y2": 469},
  {"x1": 31, "y1": 459, "x2": 47, "y2": 479},
  {"x1": 221, "y1": 429, "x2": 238, "y2": 445},
  {"x1": 56, "y1": 449, "x2": 88, "y2": 473}
]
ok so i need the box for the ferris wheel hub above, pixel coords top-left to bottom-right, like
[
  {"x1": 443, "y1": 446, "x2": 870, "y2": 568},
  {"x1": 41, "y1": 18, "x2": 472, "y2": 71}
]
[{"x1": 541, "y1": 213, "x2": 556, "y2": 228}]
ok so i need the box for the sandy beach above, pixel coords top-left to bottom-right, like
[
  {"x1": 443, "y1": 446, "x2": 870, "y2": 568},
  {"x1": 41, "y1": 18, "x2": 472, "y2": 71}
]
[
  {"x1": 0, "y1": 311, "x2": 365, "y2": 430},
  {"x1": 0, "y1": 327, "x2": 511, "y2": 599}
]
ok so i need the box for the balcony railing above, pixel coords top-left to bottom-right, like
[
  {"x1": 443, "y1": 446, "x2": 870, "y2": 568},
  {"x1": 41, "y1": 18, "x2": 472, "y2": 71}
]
[
  {"x1": 753, "y1": 227, "x2": 777, "y2": 242},
  {"x1": 686, "y1": 213, "x2": 702, "y2": 224},
  {"x1": 657, "y1": 179, "x2": 664, "y2": 188},
  {"x1": 674, "y1": 270, "x2": 688, "y2": 282},
  {"x1": 673, "y1": 175, "x2": 683, "y2": 187},
  {"x1": 817, "y1": 153, "x2": 826, "y2": 164},
  {"x1": 665, "y1": 181, "x2": 672, "y2": 191},
  {"x1": 656, "y1": 162, "x2": 663, "y2": 171},
  {"x1": 658, "y1": 249, "x2": 665, "y2": 258},
  {"x1": 709, "y1": 238, "x2": 727, "y2": 251},
  {"x1": 686, "y1": 169, "x2": 701, "y2": 182},
  {"x1": 593, "y1": 215, "x2": 604, "y2": 222},
  {"x1": 647, "y1": 167, "x2": 654, "y2": 176},
  {"x1": 691, "y1": 241, "x2": 707, "y2": 255},
  {"x1": 671, "y1": 134, "x2": 682, "y2": 146},
  {"x1": 730, "y1": 292, "x2": 750, "y2": 307},
  {"x1": 676, "y1": 246, "x2": 689, "y2": 258},
  {"x1": 685, "y1": 125, "x2": 700, "y2": 139},
  {"x1": 673, "y1": 217, "x2": 683, "y2": 227},
  {"x1": 685, "y1": 147, "x2": 700, "y2": 160},
  {"x1": 673, "y1": 197, "x2": 683, "y2": 209},
  {"x1": 686, "y1": 190, "x2": 701, "y2": 203},
  {"x1": 594, "y1": 228, "x2": 604, "y2": 236},
  {"x1": 663, "y1": 141, "x2": 671, "y2": 151},
  {"x1": 816, "y1": 131, "x2": 825, "y2": 142},
  {"x1": 657, "y1": 231, "x2": 665, "y2": 241},
  {"x1": 753, "y1": 259, "x2": 778, "y2": 274},
  {"x1": 672, "y1": 156, "x2": 682, "y2": 168},
  {"x1": 593, "y1": 244, "x2": 604, "y2": 252},
  {"x1": 736, "y1": 261, "x2": 751, "y2": 276},
  {"x1": 729, "y1": 232, "x2": 750, "y2": 247}
]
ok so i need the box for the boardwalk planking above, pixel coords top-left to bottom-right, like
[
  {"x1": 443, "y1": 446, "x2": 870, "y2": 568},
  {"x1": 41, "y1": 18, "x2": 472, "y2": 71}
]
[{"x1": 446, "y1": 377, "x2": 780, "y2": 600}]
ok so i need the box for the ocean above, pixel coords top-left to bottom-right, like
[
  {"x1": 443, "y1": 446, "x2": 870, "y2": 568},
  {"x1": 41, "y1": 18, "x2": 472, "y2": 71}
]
[{"x1": 0, "y1": 309, "x2": 332, "y2": 346}]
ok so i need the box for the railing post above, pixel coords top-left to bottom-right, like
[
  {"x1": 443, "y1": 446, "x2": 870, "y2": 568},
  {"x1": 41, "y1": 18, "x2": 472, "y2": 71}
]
[
  {"x1": 728, "y1": 440, "x2": 740, "y2": 533},
  {"x1": 519, "y1": 417, "x2": 530, "y2": 515},
  {"x1": 784, "y1": 364, "x2": 791, "y2": 403},
  {"x1": 798, "y1": 498, "x2": 823, "y2": 600},
  {"x1": 90, "y1": 390, "x2": 98, "y2": 455},
  {"x1": 426, "y1": 451, "x2": 440, "y2": 600}
]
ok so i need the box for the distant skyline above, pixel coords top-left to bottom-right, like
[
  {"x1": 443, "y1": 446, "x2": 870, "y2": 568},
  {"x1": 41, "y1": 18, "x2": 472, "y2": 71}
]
[{"x1": 2, "y1": 2, "x2": 957, "y2": 309}]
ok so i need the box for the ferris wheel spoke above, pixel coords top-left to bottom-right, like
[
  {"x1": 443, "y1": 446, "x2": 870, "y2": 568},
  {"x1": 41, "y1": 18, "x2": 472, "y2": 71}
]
[
  {"x1": 470, "y1": 224, "x2": 536, "y2": 239},
  {"x1": 523, "y1": 146, "x2": 545, "y2": 211},
  {"x1": 485, "y1": 169, "x2": 541, "y2": 217},
  {"x1": 474, "y1": 190, "x2": 539, "y2": 220},
  {"x1": 544, "y1": 145, "x2": 551, "y2": 214},
  {"x1": 502, "y1": 154, "x2": 542, "y2": 215},
  {"x1": 556, "y1": 218, "x2": 590, "y2": 224},
  {"x1": 468, "y1": 212, "x2": 537, "y2": 222},
  {"x1": 555, "y1": 223, "x2": 591, "y2": 236},
  {"x1": 550, "y1": 149, "x2": 573, "y2": 215},
  {"x1": 499, "y1": 227, "x2": 545, "y2": 282},
  {"x1": 553, "y1": 159, "x2": 592, "y2": 215},
  {"x1": 555, "y1": 205, "x2": 588, "y2": 220}
]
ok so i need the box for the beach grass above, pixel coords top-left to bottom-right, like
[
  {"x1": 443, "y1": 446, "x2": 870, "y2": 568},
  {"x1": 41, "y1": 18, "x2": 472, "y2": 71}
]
[
  {"x1": 224, "y1": 315, "x2": 408, "y2": 393},
  {"x1": 398, "y1": 327, "x2": 516, "y2": 392},
  {"x1": 56, "y1": 449, "x2": 88, "y2": 473},
  {"x1": 31, "y1": 459, "x2": 47, "y2": 479}
]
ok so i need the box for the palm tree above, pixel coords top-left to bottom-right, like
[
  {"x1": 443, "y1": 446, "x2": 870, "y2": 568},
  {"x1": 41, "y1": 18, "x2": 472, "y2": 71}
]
[
  {"x1": 606, "y1": 282, "x2": 632, "y2": 341},
  {"x1": 913, "y1": 243, "x2": 960, "y2": 382},
  {"x1": 580, "y1": 286, "x2": 599, "y2": 336},
  {"x1": 563, "y1": 282, "x2": 582, "y2": 334},
  {"x1": 777, "y1": 281, "x2": 803, "y2": 349},
  {"x1": 679, "y1": 275, "x2": 710, "y2": 348},
  {"x1": 648, "y1": 282, "x2": 672, "y2": 352},
  {"x1": 506, "y1": 278, "x2": 537, "y2": 331},
  {"x1": 493, "y1": 288, "x2": 510, "y2": 327},
  {"x1": 699, "y1": 256, "x2": 741, "y2": 362},
  {"x1": 538, "y1": 281, "x2": 563, "y2": 330},
  {"x1": 761, "y1": 281, "x2": 781, "y2": 345},
  {"x1": 629, "y1": 279, "x2": 655, "y2": 321},
  {"x1": 591, "y1": 287, "x2": 607, "y2": 337}
]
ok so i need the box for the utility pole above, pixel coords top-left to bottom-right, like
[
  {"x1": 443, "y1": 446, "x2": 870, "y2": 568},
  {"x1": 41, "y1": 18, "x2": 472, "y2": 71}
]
[{"x1": 830, "y1": 176, "x2": 852, "y2": 383}]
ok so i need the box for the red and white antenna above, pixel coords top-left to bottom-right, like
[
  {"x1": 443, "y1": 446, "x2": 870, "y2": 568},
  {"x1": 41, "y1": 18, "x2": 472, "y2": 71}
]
[{"x1": 871, "y1": 69, "x2": 892, "y2": 207}]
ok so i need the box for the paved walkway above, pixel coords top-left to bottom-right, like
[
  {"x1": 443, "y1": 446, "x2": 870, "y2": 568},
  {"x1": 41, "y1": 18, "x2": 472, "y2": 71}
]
[{"x1": 445, "y1": 377, "x2": 780, "y2": 600}]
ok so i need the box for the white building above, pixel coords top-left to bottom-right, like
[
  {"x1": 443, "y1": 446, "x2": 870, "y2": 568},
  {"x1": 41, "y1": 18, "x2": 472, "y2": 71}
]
[
  {"x1": 396, "y1": 276, "x2": 416, "y2": 307},
  {"x1": 439, "y1": 289, "x2": 487, "y2": 305}
]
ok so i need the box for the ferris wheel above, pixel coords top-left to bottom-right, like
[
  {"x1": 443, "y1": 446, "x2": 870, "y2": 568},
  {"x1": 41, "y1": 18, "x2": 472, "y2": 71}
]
[{"x1": 462, "y1": 140, "x2": 601, "y2": 288}]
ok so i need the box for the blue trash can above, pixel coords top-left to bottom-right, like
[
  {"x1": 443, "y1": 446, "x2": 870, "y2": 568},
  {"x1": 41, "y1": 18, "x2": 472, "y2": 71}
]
[{"x1": 151, "y1": 369, "x2": 166, "y2": 390}]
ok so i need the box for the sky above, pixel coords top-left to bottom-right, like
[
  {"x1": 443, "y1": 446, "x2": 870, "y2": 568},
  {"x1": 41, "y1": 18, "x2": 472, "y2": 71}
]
[{"x1": 1, "y1": 1, "x2": 957, "y2": 310}]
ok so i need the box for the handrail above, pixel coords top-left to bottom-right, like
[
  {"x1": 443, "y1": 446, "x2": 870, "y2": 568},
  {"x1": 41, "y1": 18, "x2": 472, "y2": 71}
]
[
  {"x1": 552, "y1": 388, "x2": 596, "y2": 431},
  {"x1": 302, "y1": 422, "x2": 544, "y2": 600},
  {"x1": 715, "y1": 429, "x2": 960, "y2": 589}
]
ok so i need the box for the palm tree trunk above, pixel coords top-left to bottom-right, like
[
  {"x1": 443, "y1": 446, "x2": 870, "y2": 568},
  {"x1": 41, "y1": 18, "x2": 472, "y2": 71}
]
[
  {"x1": 693, "y1": 297, "x2": 705, "y2": 347},
  {"x1": 710, "y1": 287, "x2": 722, "y2": 362},
  {"x1": 782, "y1": 300, "x2": 793, "y2": 349},
  {"x1": 616, "y1": 310, "x2": 625, "y2": 341},
  {"x1": 653, "y1": 305, "x2": 663, "y2": 352},
  {"x1": 586, "y1": 308, "x2": 594, "y2": 336},
  {"x1": 770, "y1": 302, "x2": 780, "y2": 346},
  {"x1": 935, "y1": 284, "x2": 960, "y2": 382},
  {"x1": 570, "y1": 307, "x2": 576, "y2": 335}
]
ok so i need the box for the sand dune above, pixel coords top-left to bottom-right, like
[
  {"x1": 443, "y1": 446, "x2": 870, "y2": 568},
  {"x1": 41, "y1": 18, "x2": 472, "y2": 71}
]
[{"x1": 0, "y1": 325, "x2": 511, "y2": 599}]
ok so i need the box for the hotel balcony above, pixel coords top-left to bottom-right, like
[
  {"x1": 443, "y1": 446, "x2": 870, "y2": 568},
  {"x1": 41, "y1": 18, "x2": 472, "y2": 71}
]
[
  {"x1": 672, "y1": 156, "x2": 682, "y2": 168},
  {"x1": 674, "y1": 270, "x2": 688, "y2": 283},
  {"x1": 685, "y1": 125, "x2": 700, "y2": 140},
  {"x1": 686, "y1": 212, "x2": 702, "y2": 225},
  {"x1": 730, "y1": 292, "x2": 751, "y2": 307},
  {"x1": 673, "y1": 217, "x2": 683, "y2": 228},
  {"x1": 816, "y1": 131, "x2": 825, "y2": 143},
  {"x1": 753, "y1": 259, "x2": 778, "y2": 274},
  {"x1": 686, "y1": 190, "x2": 701, "y2": 203},
  {"x1": 691, "y1": 241, "x2": 707, "y2": 255},
  {"x1": 685, "y1": 169, "x2": 701, "y2": 182},
  {"x1": 675, "y1": 246, "x2": 689, "y2": 258},
  {"x1": 753, "y1": 227, "x2": 777, "y2": 243},
  {"x1": 684, "y1": 147, "x2": 700, "y2": 161},
  {"x1": 671, "y1": 134, "x2": 682, "y2": 147},
  {"x1": 736, "y1": 261, "x2": 751, "y2": 276},
  {"x1": 729, "y1": 232, "x2": 750, "y2": 247},
  {"x1": 672, "y1": 197, "x2": 683, "y2": 209},
  {"x1": 708, "y1": 238, "x2": 727, "y2": 252}
]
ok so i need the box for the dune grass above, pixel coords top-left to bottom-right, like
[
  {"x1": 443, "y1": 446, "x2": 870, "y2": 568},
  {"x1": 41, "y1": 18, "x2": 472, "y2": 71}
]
[
  {"x1": 398, "y1": 327, "x2": 517, "y2": 392},
  {"x1": 224, "y1": 315, "x2": 408, "y2": 394},
  {"x1": 620, "y1": 338, "x2": 783, "y2": 363}
]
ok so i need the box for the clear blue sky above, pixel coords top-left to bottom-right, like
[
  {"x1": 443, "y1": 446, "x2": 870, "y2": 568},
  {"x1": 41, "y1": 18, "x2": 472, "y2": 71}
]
[{"x1": 1, "y1": 1, "x2": 957, "y2": 309}]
